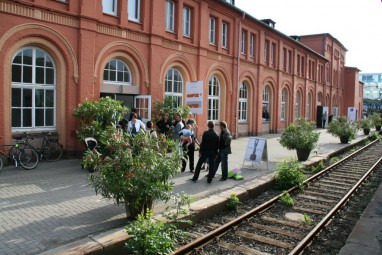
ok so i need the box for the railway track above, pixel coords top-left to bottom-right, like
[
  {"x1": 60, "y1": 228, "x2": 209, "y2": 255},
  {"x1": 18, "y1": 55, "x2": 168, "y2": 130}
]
[{"x1": 174, "y1": 139, "x2": 382, "y2": 255}]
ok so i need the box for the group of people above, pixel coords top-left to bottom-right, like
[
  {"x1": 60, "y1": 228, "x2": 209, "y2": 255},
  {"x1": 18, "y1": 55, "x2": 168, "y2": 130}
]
[{"x1": 118, "y1": 109, "x2": 232, "y2": 184}]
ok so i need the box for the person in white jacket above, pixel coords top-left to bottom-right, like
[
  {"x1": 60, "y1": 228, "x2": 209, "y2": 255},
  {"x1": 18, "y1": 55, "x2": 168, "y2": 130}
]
[{"x1": 128, "y1": 112, "x2": 146, "y2": 136}]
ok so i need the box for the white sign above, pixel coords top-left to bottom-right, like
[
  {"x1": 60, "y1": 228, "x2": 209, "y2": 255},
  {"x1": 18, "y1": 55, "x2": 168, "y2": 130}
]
[
  {"x1": 348, "y1": 107, "x2": 357, "y2": 122},
  {"x1": 186, "y1": 81, "x2": 203, "y2": 114},
  {"x1": 244, "y1": 137, "x2": 267, "y2": 163}
]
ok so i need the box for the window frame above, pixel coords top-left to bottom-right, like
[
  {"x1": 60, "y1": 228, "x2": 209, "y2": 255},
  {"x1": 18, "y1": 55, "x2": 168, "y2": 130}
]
[
  {"x1": 164, "y1": 68, "x2": 183, "y2": 108},
  {"x1": 103, "y1": 59, "x2": 132, "y2": 85},
  {"x1": 182, "y1": 6, "x2": 191, "y2": 37},
  {"x1": 238, "y1": 82, "x2": 248, "y2": 122},
  {"x1": 165, "y1": 0, "x2": 175, "y2": 32},
  {"x1": 11, "y1": 47, "x2": 56, "y2": 131},
  {"x1": 128, "y1": 0, "x2": 140, "y2": 22},
  {"x1": 208, "y1": 75, "x2": 220, "y2": 121},
  {"x1": 209, "y1": 17, "x2": 216, "y2": 45},
  {"x1": 281, "y1": 88, "x2": 287, "y2": 121},
  {"x1": 222, "y1": 22, "x2": 228, "y2": 49},
  {"x1": 102, "y1": 0, "x2": 118, "y2": 16}
]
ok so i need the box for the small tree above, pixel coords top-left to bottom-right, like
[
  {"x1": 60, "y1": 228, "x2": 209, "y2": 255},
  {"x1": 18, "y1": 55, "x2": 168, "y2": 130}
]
[
  {"x1": 152, "y1": 97, "x2": 191, "y2": 124},
  {"x1": 73, "y1": 97, "x2": 128, "y2": 141}
]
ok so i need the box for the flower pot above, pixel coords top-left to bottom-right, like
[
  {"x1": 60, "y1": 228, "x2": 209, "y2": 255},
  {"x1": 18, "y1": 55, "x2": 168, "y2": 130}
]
[
  {"x1": 340, "y1": 136, "x2": 349, "y2": 144},
  {"x1": 296, "y1": 149, "x2": 311, "y2": 161},
  {"x1": 363, "y1": 128, "x2": 370, "y2": 135}
]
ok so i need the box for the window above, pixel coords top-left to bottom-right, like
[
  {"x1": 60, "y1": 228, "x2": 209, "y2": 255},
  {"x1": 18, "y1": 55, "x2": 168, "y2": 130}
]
[
  {"x1": 249, "y1": 34, "x2": 254, "y2": 57},
  {"x1": 239, "y1": 82, "x2": 248, "y2": 121},
  {"x1": 183, "y1": 7, "x2": 191, "y2": 37},
  {"x1": 264, "y1": 40, "x2": 269, "y2": 63},
  {"x1": 208, "y1": 76, "x2": 220, "y2": 121},
  {"x1": 288, "y1": 50, "x2": 292, "y2": 72},
  {"x1": 128, "y1": 0, "x2": 140, "y2": 22},
  {"x1": 165, "y1": 68, "x2": 183, "y2": 108},
  {"x1": 222, "y1": 22, "x2": 228, "y2": 48},
  {"x1": 281, "y1": 88, "x2": 287, "y2": 120},
  {"x1": 295, "y1": 91, "x2": 301, "y2": 118},
  {"x1": 241, "y1": 30, "x2": 246, "y2": 54},
  {"x1": 165, "y1": 0, "x2": 175, "y2": 32},
  {"x1": 103, "y1": 0, "x2": 117, "y2": 15},
  {"x1": 270, "y1": 42, "x2": 276, "y2": 66},
  {"x1": 12, "y1": 47, "x2": 56, "y2": 129},
  {"x1": 103, "y1": 59, "x2": 131, "y2": 84},
  {"x1": 282, "y1": 48, "x2": 287, "y2": 71},
  {"x1": 307, "y1": 92, "x2": 312, "y2": 120},
  {"x1": 209, "y1": 17, "x2": 216, "y2": 45},
  {"x1": 262, "y1": 86, "x2": 270, "y2": 121}
]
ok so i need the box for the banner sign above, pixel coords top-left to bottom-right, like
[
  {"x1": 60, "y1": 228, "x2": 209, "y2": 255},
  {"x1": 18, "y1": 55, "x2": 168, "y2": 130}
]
[{"x1": 186, "y1": 81, "x2": 203, "y2": 114}]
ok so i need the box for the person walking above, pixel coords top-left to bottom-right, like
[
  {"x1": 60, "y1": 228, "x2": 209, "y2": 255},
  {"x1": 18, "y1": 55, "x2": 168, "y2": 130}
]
[
  {"x1": 172, "y1": 113, "x2": 184, "y2": 143},
  {"x1": 190, "y1": 121, "x2": 219, "y2": 183},
  {"x1": 156, "y1": 113, "x2": 172, "y2": 138},
  {"x1": 213, "y1": 121, "x2": 232, "y2": 181},
  {"x1": 181, "y1": 119, "x2": 199, "y2": 173}
]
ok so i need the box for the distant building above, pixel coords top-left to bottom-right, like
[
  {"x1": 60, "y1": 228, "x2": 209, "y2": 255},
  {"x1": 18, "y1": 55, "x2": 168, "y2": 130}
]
[
  {"x1": 0, "y1": 0, "x2": 363, "y2": 154},
  {"x1": 360, "y1": 73, "x2": 382, "y2": 99}
]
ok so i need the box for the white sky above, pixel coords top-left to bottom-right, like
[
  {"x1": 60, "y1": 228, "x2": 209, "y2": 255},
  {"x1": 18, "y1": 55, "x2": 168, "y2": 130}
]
[{"x1": 235, "y1": 0, "x2": 382, "y2": 73}]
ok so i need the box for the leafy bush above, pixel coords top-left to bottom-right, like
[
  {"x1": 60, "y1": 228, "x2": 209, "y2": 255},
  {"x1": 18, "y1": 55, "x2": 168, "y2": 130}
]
[
  {"x1": 226, "y1": 193, "x2": 241, "y2": 211},
  {"x1": 279, "y1": 192, "x2": 294, "y2": 207},
  {"x1": 303, "y1": 213, "x2": 312, "y2": 225},
  {"x1": 152, "y1": 97, "x2": 191, "y2": 124},
  {"x1": 274, "y1": 160, "x2": 306, "y2": 190},
  {"x1": 327, "y1": 116, "x2": 357, "y2": 141},
  {"x1": 370, "y1": 112, "x2": 382, "y2": 127},
  {"x1": 279, "y1": 118, "x2": 320, "y2": 151}
]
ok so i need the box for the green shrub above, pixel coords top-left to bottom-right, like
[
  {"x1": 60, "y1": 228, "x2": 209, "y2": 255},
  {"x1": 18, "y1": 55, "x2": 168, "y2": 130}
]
[
  {"x1": 329, "y1": 156, "x2": 339, "y2": 165},
  {"x1": 274, "y1": 160, "x2": 307, "y2": 190},
  {"x1": 279, "y1": 192, "x2": 294, "y2": 207},
  {"x1": 226, "y1": 193, "x2": 241, "y2": 211},
  {"x1": 303, "y1": 213, "x2": 312, "y2": 225},
  {"x1": 369, "y1": 132, "x2": 381, "y2": 141}
]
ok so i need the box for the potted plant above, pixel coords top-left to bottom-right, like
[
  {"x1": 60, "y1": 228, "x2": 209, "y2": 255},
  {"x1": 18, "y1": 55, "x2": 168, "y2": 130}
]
[
  {"x1": 327, "y1": 116, "x2": 357, "y2": 144},
  {"x1": 279, "y1": 118, "x2": 320, "y2": 161},
  {"x1": 370, "y1": 112, "x2": 382, "y2": 131},
  {"x1": 356, "y1": 118, "x2": 372, "y2": 135}
]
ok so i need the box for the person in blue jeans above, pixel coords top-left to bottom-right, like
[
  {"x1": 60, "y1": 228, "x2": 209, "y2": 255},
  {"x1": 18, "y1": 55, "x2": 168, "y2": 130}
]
[{"x1": 213, "y1": 121, "x2": 232, "y2": 181}]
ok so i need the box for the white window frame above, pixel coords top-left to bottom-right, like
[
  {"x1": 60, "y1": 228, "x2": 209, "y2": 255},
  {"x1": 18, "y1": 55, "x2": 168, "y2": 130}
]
[
  {"x1": 103, "y1": 0, "x2": 117, "y2": 16},
  {"x1": 165, "y1": 0, "x2": 175, "y2": 32},
  {"x1": 103, "y1": 59, "x2": 132, "y2": 85},
  {"x1": 209, "y1": 17, "x2": 216, "y2": 45},
  {"x1": 262, "y1": 86, "x2": 270, "y2": 121},
  {"x1": 222, "y1": 22, "x2": 228, "y2": 48},
  {"x1": 281, "y1": 88, "x2": 287, "y2": 121},
  {"x1": 165, "y1": 68, "x2": 183, "y2": 108},
  {"x1": 182, "y1": 6, "x2": 191, "y2": 37},
  {"x1": 128, "y1": 0, "x2": 140, "y2": 22},
  {"x1": 241, "y1": 30, "x2": 246, "y2": 54},
  {"x1": 239, "y1": 82, "x2": 248, "y2": 122},
  {"x1": 11, "y1": 47, "x2": 56, "y2": 131},
  {"x1": 295, "y1": 91, "x2": 301, "y2": 119},
  {"x1": 250, "y1": 33, "x2": 254, "y2": 57},
  {"x1": 208, "y1": 76, "x2": 220, "y2": 121}
]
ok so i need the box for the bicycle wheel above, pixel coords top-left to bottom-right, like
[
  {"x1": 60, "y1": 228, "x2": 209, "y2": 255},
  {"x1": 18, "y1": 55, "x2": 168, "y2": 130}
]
[
  {"x1": 44, "y1": 141, "x2": 63, "y2": 161},
  {"x1": 8, "y1": 145, "x2": 20, "y2": 165},
  {"x1": 18, "y1": 147, "x2": 39, "y2": 170}
]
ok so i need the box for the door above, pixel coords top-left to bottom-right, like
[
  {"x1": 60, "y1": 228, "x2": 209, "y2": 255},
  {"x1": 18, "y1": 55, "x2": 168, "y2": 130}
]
[{"x1": 134, "y1": 96, "x2": 151, "y2": 124}]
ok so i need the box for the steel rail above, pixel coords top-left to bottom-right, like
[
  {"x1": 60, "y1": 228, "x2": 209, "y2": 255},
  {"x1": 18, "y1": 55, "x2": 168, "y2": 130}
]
[
  {"x1": 289, "y1": 152, "x2": 382, "y2": 254},
  {"x1": 173, "y1": 139, "x2": 378, "y2": 255}
]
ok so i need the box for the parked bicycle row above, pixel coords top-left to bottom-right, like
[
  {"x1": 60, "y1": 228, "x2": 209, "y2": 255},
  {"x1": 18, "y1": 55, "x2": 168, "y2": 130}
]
[{"x1": 0, "y1": 132, "x2": 63, "y2": 172}]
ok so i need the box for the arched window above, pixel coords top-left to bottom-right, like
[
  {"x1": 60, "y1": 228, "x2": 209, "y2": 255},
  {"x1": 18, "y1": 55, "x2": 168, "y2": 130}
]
[
  {"x1": 307, "y1": 92, "x2": 312, "y2": 121},
  {"x1": 12, "y1": 47, "x2": 56, "y2": 130},
  {"x1": 208, "y1": 75, "x2": 220, "y2": 121},
  {"x1": 318, "y1": 92, "x2": 323, "y2": 106},
  {"x1": 295, "y1": 90, "x2": 301, "y2": 118},
  {"x1": 165, "y1": 68, "x2": 183, "y2": 107},
  {"x1": 281, "y1": 88, "x2": 287, "y2": 121},
  {"x1": 262, "y1": 86, "x2": 270, "y2": 121},
  {"x1": 238, "y1": 82, "x2": 248, "y2": 122},
  {"x1": 103, "y1": 59, "x2": 131, "y2": 84}
]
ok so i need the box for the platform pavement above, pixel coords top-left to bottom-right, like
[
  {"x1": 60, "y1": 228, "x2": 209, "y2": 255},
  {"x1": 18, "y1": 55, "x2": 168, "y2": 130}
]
[{"x1": 0, "y1": 129, "x2": 370, "y2": 255}]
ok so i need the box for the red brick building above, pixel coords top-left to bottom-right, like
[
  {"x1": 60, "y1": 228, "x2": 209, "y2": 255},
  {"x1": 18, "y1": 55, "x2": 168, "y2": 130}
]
[{"x1": 0, "y1": 0, "x2": 362, "y2": 153}]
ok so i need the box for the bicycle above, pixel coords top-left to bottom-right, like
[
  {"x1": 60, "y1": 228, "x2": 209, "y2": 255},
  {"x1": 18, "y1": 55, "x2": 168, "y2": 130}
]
[
  {"x1": 0, "y1": 142, "x2": 39, "y2": 171},
  {"x1": 15, "y1": 132, "x2": 63, "y2": 161}
]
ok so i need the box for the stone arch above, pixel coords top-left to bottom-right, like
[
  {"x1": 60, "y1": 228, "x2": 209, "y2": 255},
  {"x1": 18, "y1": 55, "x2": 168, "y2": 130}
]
[
  {"x1": 95, "y1": 41, "x2": 149, "y2": 89},
  {"x1": 160, "y1": 53, "x2": 197, "y2": 86}
]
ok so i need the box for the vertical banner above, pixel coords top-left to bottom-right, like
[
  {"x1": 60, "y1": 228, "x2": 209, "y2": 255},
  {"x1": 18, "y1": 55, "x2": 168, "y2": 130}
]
[
  {"x1": 348, "y1": 107, "x2": 357, "y2": 122},
  {"x1": 186, "y1": 81, "x2": 203, "y2": 115}
]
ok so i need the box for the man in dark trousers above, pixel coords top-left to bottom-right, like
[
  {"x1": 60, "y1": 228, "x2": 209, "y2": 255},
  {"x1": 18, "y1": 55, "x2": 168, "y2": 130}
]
[
  {"x1": 189, "y1": 121, "x2": 219, "y2": 183},
  {"x1": 213, "y1": 121, "x2": 232, "y2": 181}
]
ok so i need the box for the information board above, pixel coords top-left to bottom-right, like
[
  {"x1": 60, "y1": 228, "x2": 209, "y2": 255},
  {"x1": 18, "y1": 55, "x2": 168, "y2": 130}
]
[
  {"x1": 186, "y1": 81, "x2": 203, "y2": 114},
  {"x1": 244, "y1": 137, "x2": 267, "y2": 163}
]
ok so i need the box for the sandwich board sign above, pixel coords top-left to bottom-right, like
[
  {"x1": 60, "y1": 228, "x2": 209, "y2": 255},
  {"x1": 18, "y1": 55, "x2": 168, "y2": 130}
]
[{"x1": 243, "y1": 137, "x2": 268, "y2": 169}]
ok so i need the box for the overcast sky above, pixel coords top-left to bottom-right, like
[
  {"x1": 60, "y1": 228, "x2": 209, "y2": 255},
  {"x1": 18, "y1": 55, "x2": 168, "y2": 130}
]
[{"x1": 235, "y1": 0, "x2": 382, "y2": 74}]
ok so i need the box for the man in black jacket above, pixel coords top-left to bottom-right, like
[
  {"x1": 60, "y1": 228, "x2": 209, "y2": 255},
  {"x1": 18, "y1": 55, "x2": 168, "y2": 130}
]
[
  {"x1": 213, "y1": 121, "x2": 232, "y2": 181},
  {"x1": 190, "y1": 121, "x2": 219, "y2": 183}
]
